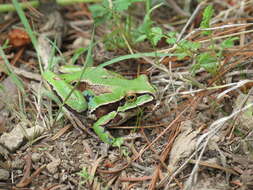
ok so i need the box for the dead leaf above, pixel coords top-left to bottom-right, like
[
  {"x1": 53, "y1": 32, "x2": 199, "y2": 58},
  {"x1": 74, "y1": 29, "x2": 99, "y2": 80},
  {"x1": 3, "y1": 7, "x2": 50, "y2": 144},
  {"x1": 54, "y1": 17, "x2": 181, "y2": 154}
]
[
  {"x1": 8, "y1": 28, "x2": 30, "y2": 47},
  {"x1": 168, "y1": 120, "x2": 199, "y2": 171},
  {"x1": 234, "y1": 92, "x2": 253, "y2": 130}
]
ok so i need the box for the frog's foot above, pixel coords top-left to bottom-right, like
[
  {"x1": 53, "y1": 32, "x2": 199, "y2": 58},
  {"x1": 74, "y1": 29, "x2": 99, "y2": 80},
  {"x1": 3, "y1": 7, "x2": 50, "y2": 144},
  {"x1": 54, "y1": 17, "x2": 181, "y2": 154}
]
[{"x1": 92, "y1": 111, "x2": 124, "y2": 147}]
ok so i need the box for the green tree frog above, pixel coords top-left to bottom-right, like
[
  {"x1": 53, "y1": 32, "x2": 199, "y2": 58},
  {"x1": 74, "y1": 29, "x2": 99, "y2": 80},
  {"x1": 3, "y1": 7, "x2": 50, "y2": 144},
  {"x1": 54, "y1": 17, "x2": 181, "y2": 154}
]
[{"x1": 42, "y1": 66, "x2": 156, "y2": 146}]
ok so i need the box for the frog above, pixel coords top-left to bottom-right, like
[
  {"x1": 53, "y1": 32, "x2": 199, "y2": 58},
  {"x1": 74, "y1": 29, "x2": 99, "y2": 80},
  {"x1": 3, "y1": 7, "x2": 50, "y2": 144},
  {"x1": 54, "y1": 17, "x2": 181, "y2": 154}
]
[{"x1": 42, "y1": 66, "x2": 156, "y2": 146}]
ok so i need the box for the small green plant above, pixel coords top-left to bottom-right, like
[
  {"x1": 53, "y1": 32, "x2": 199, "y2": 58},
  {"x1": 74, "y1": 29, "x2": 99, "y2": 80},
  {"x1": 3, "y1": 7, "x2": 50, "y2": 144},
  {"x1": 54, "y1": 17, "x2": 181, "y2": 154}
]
[
  {"x1": 92, "y1": 3, "x2": 238, "y2": 76},
  {"x1": 121, "y1": 146, "x2": 130, "y2": 157},
  {"x1": 191, "y1": 5, "x2": 238, "y2": 75},
  {"x1": 78, "y1": 167, "x2": 92, "y2": 185},
  {"x1": 192, "y1": 37, "x2": 238, "y2": 74},
  {"x1": 193, "y1": 52, "x2": 218, "y2": 74},
  {"x1": 89, "y1": 0, "x2": 141, "y2": 49},
  {"x1": 166, "y1": 31, "x2": 201, "y2": 59},
  {"x1": 133, "y1": 3, "x2": 163, "y2": 46},
  {"x1": 89, "y1": 0, "x2": 162, "y2": 49},
  {"x1": 164, "y1": 5, "x2": 238, "y2": 76},
  {"x1": 200, "y1": 4, "x2": 214, "y2": 36}
]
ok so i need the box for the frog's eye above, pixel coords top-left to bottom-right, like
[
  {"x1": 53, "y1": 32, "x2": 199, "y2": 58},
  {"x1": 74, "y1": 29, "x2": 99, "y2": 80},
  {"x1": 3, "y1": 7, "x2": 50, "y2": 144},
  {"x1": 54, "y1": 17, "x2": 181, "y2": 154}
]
[{"x1": 125, "y1": 93, "x2": 137, "y2": 102}]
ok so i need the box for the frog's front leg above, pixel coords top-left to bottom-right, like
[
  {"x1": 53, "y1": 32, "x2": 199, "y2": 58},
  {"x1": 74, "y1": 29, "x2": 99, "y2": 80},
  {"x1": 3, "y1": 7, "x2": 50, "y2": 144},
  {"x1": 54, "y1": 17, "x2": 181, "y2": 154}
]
[
  {"x1": 42, "y1": 71, "x2": 88, "y2": 112},
  {"x1": 93, "y1": 111, "x2": 123, "y2": 147}
]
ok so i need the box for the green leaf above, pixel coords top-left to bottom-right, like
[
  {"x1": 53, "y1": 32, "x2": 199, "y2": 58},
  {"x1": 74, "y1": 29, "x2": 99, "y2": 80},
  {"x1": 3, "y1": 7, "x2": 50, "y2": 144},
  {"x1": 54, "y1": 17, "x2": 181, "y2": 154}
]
[
  {"x1": 202, "y1": 62, "x2": 218, "y2": 74},
  {"x1": 169, "y1": 39, "x2": 200, "y2": 60},
  {"x1": 136, "y1": 3, "x2": 162, "y2": 41},
  {"x1": 166, "y1": 37, "x2": 177, "y2": 44},
  {"x1": 177, "y1": 52, "x2": 188, "y2": 60},
  {"x1": 89, "y1": 1, "x2": 111, "y2": 25},
  {"x1": 71, "y1": 47, "x2": 87, "y2": 65},
  {"x1": 167, "y1": 31, "x2": 177, "y2": 38},
  {"x1": 221, "y1": 37, "x2": 239, "y2": 49},
  {"x1": 113, "y1": 0, "x2": 143, "y2": 12},
  {"x1": 197, "y1": 52, "x2": 217, "y2": 65},
  {"x1": 193, "y1": 52, "x2": 218, "y2": 75},
  {"x1": 191, "y1": 42, "x2": 201, "y2": 50},
  {"x1": 179, "y1": 40, "x2": 200, "y2": 51},
  {"x1": 134, "y1": 34, "x2": 147, "y2": 43},
  {"x1": 200, "y1": 5, "x2": 214, "y2": 35},
  {"x1": 112, "y1": 137, "x2": 124, "y2": 147},
  {"x1": 78, "y1": 168, "x2": 91, "y2": 179},
  {"x1": 149, "y1": 27, "x2": 163, "y2": 46},
  {"x1": 89, "y1": 0, "x2": 144, "y2": 24},
  {"x1": 137, "y1": 14, "x2": 153, "y2": 35}
]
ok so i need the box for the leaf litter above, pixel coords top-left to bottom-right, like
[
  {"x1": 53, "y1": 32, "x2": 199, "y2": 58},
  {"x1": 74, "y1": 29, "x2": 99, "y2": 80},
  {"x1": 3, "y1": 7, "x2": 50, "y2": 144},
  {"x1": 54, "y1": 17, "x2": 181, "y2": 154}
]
[{"x1": 1, "y1": 0, "x2": 253, "y2": 189}]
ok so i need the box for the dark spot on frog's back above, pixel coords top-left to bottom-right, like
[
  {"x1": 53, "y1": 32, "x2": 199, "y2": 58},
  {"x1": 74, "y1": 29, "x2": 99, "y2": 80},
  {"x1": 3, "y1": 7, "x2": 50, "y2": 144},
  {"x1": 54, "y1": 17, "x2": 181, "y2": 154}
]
[
  {"x1": 77, "y1": 83, "x2": 112, "y2": 96},
  {"x1": 76, "y1": 83, "x2": 87, "y2": 92}
]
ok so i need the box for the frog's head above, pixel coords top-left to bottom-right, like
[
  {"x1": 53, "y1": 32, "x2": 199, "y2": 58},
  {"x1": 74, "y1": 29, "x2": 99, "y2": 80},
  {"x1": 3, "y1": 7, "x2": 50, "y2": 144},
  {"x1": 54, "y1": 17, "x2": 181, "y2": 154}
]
[
  {"x1": 88, "y1": 74, "x2": 156, "y2": 112},
  {"x1": 119, "y1": 74, "x2": 156, "y2": 109},
  {"x1": 89, "y1": 74, "x2": 156, "y2": 126},
  {"x1": 126, "y1": 74, "x2": 156, "y2": 95}
]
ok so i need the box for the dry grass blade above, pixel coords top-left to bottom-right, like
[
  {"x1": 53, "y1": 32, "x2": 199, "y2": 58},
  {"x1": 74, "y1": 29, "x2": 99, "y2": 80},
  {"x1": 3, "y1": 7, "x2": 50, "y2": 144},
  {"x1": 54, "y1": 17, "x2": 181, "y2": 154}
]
[{"x1": 50, "y1": 124, "x2": 72, "y2": 140}]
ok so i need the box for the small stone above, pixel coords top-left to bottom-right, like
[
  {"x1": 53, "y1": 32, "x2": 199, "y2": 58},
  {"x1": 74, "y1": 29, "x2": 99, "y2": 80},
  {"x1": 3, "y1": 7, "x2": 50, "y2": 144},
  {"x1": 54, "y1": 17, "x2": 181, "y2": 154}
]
[
  {"x1": 0, "y1": 144, "x2": 9, "y2": 157},
  {"x1": 12, "y1": 158, "x2": 25, "y2": 169},
  {"x1": 31, "y1": 153, "x2": 41, "y2": 162},
  {"x1": 135, "y1": 141, "x2": 141, "y2": 146},
  {"x1": 46, "y1": 159, "x2": 61, "y2": 174},
  {"x1": 61, "y1": 171, "x2": 68, "y2": 181},
  {"x1": 0, "y1": 126, "x2": 25, "y2": 152},
  {"x1": 53, "y1": 173, "x2": 59, "y2": 179},
  {"x1": 69, "y1": 160, "x2": 74, "y2": 165},
  {"x1": 16, "y1": 170, "x2": 22, "y2": 175},
  {"x1": 0, "y1": 169, "x2": 10, "y2": 180},
  {"x1": 26, "y1": 125, "x2": 45, "y2": 139}
]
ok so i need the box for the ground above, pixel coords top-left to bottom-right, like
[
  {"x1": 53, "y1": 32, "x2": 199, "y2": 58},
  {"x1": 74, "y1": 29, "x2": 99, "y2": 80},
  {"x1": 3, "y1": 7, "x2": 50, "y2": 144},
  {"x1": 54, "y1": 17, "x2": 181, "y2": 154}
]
[{"x1": 0, "y1": 0, "x2": 253, "y2": 190}]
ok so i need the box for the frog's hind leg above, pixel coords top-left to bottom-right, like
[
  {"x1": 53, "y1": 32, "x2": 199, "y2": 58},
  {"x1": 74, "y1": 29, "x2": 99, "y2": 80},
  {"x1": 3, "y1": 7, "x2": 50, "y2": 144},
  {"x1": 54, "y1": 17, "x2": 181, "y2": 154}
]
[{"x1": 92, "y1": 111, "x2": 123, "y2": 147}]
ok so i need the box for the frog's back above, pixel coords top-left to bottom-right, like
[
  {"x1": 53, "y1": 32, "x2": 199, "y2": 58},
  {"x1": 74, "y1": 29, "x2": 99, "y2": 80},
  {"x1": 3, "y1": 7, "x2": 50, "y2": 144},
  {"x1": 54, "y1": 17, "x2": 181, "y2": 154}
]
[
  {"x1": 61, "y1": 67, "x2": 155, "y2": 95},
  {"x1": 87, "y1": 68, "x2": 155, "y2": 94}
]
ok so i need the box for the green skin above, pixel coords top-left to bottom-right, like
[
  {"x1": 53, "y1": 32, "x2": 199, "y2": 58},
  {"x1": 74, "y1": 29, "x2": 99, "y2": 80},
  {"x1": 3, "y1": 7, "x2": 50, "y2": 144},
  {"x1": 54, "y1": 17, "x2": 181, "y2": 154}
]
[{"x1": 43, "y1": 66, "x2": 156, "y2": 146}]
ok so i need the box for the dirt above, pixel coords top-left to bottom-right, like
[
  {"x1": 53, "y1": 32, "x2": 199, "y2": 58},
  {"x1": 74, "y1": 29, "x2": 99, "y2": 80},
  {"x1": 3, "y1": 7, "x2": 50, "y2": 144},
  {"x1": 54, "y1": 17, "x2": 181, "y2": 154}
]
[{"x1": 0, "y1": 0, "x2": 253, "y2": 190}]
